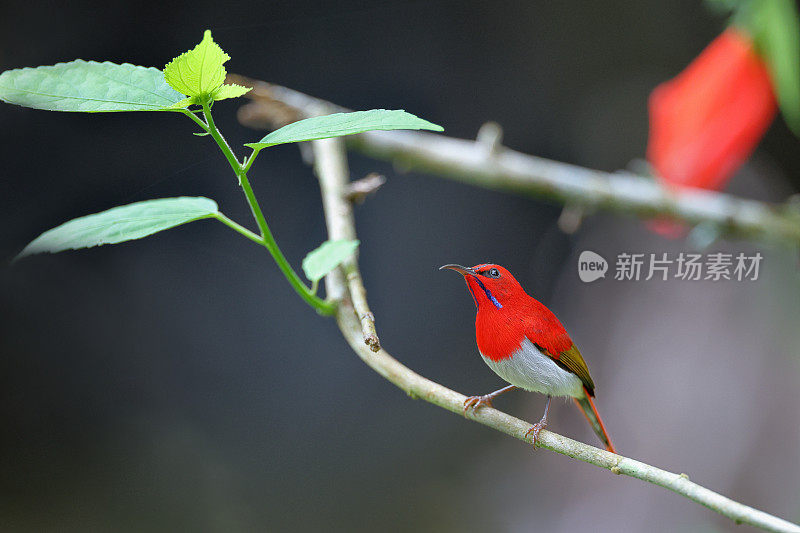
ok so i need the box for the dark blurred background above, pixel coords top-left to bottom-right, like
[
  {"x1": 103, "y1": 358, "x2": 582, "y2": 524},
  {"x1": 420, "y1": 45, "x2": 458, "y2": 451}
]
[{"x1": 2, "y1": 1, "x2": 799, "y2": 531}]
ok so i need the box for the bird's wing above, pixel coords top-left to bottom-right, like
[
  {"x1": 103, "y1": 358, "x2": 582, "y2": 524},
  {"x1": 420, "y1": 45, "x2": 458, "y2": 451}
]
[
  {"x1": 533, "y1": 341, "x2": 596, "y2": 397},
  {"x1": 522, "y1": 300, "x2": 596, "y2": 396},
  {"x1": 553, "y1": 344, "x2": 595, "y2": 397}
]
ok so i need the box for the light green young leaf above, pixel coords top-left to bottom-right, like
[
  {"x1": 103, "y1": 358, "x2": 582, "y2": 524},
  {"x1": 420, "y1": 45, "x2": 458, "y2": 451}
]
[
  {"x1": 164, "y1": 30, "x2": 230, "y2": 99},
  {"x1": 302, "y1": 240, "x2": 360, "y2": 282},
  {"x1": 245, "y1": 110, "x2": 444, "y2": 150},
  {"x1": 164, "y1": 84, "x2": 250, "y2": 109},
  {"x1": 211, "y1": 83, "x2": 251, "y2": 101},
  {"x1": 15, "y1": 197, "x2": 219, "y2": 261},
  {"x1": 0, "y1": 60, "x2": 185, "y2": 112},
  {"x1": 166, "y1": 96, "x2": 197, "y2": 109}
]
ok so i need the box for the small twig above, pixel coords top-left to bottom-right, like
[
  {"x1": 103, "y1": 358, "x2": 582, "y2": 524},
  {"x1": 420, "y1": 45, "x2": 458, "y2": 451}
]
[
  {"x1": 476, "y1": 121, "x2": 503, "y2": 156},
  {"x1": 345, "y1": 173, "x2": 386, "y2": 204},
  {"x1": 232, "y1": 75, "x2": 800, "y2": 247},
  {"x1": 232, "y1": 76, "x2": 304, "y2": 128},
  {"x1": 309, "y1": 126, "x2": 800, "y2": 533},
  {"x1": 557, "y1": 203, "x2": 587, "y2": 234}
]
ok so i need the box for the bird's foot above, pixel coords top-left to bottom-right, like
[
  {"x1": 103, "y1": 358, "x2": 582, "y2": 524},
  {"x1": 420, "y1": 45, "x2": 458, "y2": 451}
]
[
  {"x1": 463, "y1": 394, "x2": 494, "y2": 415},
  {"x1": 525, "y1": 421, "x2": 548, "y2": 447}
]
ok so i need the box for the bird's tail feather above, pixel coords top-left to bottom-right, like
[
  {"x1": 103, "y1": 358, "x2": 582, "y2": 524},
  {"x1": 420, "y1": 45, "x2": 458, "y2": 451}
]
[{"x1": 574, "y1": 388, "x2": 616, "y2": 453}]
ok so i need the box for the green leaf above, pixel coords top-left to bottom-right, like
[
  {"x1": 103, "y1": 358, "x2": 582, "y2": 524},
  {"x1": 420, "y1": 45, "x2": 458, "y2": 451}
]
[
  {"x1": 245, "y1": 110, "x2": 444, "y2": 150},
  {"x1": 742, "y1": 0, "x2": 800, "y2": 136},
  {"x1": 15, "y1": 197, "x2": 219, "y2": 261},
  {"x1": 211, "y1": 83, "x2": 251, "y2": 101},
  {"x1": 0, "y1": 60, "x2": 185, "y2": 112},
  {"x1": 164, "y1": 30, "x2": 230, "y2": 99},
  {"x1": 704, "y1": 0, "x2": 745, "y2": 16},
  {"x1": 302, "y1": 240, "x2": 360, "y2": 282}
]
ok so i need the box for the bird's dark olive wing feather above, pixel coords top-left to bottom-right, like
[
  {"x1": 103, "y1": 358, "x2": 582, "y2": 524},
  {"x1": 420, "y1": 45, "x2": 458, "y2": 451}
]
[{"x1": 536, "y1": 343, "x2": 595, "y2": 396}]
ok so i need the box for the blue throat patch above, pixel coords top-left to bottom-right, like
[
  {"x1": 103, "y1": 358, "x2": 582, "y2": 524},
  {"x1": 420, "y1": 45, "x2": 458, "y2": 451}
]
[{"x1": 473, "y1": 277, "x2": 503, "y2": 309}]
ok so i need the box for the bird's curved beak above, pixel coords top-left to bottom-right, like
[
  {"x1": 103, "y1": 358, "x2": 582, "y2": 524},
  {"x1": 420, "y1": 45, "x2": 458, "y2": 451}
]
[{"x1": 439, "y1": 264, "x2": 476, "y2": 277}]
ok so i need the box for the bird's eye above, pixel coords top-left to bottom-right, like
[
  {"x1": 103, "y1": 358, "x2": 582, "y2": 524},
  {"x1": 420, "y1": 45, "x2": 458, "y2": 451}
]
[{"x1": 488, "y1": 268, "x2": 500, "y2": 278}]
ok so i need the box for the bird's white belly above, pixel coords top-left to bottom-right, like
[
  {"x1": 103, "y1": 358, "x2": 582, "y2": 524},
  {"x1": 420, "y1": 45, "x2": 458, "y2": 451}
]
[{"x1": 481, "y1": 338, "x2": 584, "y2": 398}]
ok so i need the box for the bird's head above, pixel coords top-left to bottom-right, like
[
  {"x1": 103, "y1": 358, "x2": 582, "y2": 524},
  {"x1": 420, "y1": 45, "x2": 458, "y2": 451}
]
[{"x1": 439, "y1": 263, "x2": 526, "y2": 310}]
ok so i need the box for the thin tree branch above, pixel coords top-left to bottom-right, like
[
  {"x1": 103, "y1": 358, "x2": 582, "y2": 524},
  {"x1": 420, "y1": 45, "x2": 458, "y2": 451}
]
[
  {"x1": 312, "y1": 136, "x2": 380, "y2": 350},
  {"x1": 230, "y1": 74, "x2": 800, "y2": 247},
  {"x1": 310, "y1": 133, "x2": 800, "y2": 533}
]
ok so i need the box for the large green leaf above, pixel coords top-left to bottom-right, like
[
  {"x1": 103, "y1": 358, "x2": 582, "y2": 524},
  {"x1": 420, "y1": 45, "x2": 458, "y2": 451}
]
[
  {"x1": 245, "y1": 110, "x2": 443, "y2": 150},
  {"x1": 0, "y1": 60, "x2": 186, "y2": 112},
  {"x1": 757, "y1": 0, "x2": 800, "y2": 135},
  {"x1": 302, "y1": 240, "x2": 360, "y2": 282},
  {"x1": 742, "y1": 0, "x2": 800, "y2": 135},
  {"x1": 15, "y1": 197, "x2": 219, "y2": 260}
]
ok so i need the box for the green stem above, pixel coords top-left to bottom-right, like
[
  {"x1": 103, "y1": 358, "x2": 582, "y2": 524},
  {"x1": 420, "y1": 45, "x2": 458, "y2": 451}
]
[
  {"x1": 212, "y1": 213, "x2": 264, "y2": 245},
  {"x1": 195, "y1": 101, "x2": 336, "y2": 316},
  {"x1": 242, "y1": 148, "x2": 261, "y2": 174},
  {"x1": 180, "y1": 108, "x2": 209, "y2": 131},
  {"x1": 201, "y1": 102, "x2": 242, "y2": 176}
]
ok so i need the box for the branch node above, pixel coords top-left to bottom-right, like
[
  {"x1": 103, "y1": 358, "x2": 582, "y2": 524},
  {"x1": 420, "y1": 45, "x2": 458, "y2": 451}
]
[
  {"x1": 359, "y1": 312, "x2": 380, "y2": 352},
  {"x1": 476, "y1": 121, "x2": 503, "y2": 155},
  {"x1": 557, "y1": 203, "x2": 586, "y2": 234},
  {"x1": 679, "y1": 473, "x2": 690, "y2": 480},
  {"x1": 345, "y1": 173, "x2": 387, "y2": 204},
  {"x1": 610, "y1": 466, "x2": 622, "y2": 475},
  {"x1": 785, "y1": 194, "x2": 800, "y2": 214},
  {"x1": 298, "y1": 143, "x2": 315, "y2": 165},
  {"x1": 687, "y1": 221, "x2": 722, "y2": 250}
]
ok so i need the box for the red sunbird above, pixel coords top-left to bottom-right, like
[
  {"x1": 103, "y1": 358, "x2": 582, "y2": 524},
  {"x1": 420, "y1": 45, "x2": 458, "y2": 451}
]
[{"x1": 441, "y1": 263, "x2": 615, "y2": 452}]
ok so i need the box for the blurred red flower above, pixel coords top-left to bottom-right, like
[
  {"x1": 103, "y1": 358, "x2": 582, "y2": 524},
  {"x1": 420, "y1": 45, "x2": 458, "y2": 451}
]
[{"x1": 647, "y1": 28, "x2": 777, "y2": 191}]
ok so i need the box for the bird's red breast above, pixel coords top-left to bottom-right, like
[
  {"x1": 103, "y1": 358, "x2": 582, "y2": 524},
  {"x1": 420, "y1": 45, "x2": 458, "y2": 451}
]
[{"x1": 475, "y1": 296, "x2": 574, "y2": 363}]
